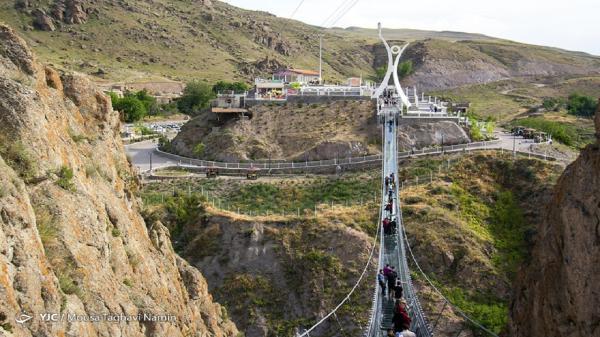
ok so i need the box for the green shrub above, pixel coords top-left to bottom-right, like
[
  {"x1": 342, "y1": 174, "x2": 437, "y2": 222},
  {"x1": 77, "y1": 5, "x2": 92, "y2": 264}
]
[
  {"x1": 542, "y1": 97, "x2": 564, "y2": 112},
  {"x1": 56, "y1": 166, "x2": 75, "y2": 191},
  {"x1": 123, "y1": 278, "x2": 133, "y2": 287},
  {"x1": 111, "y1": 227, "x2": 121, "y2": 237},
  {"x1": 398, "y1": 60, "x2": 413, "y2": 79},
  {"x1": 35, "y1": 207, "x2": 58, "y2": 249},
  {"x1": 511, "y1": 117, "x2": 576, "y2": 146},
  {"x1": 134, "y1": 123, "x2": 157, "y2": 136},
  {"x1": 58, "y1": 271, "x2": 81, "y2": 296},
  {"x1": 1, "y1": 322, "x2": 13, "y2": 333},
  {"x1": 68, "y1": 128, "x2": 88, "y2": 143},
  {"x1": 567, "y1": 93, "x2": 597, "y2": 117},
  {"x1": 212, "y1": 80, "x2": 250, "y2": 94},
  {"x1": 193, "y1": 143, "x2": 205, "y2": 157},
  {"x1": 157, "y1": 135, "x2": 172, "y2": 152},
  {"x1": 0, "y1": 139, "x2": 36, "y2": 181},
  {"x1": 445, "y1": 287, "x2": 507, "y2": 335}
]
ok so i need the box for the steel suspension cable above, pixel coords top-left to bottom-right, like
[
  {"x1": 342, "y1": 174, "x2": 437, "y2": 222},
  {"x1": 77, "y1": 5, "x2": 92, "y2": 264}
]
[
  {"x1": 399, "y1": 222, "x2": 500, "y2": 337},
  {"x1": 297, "y1": 202, "x2": 382, "y2": 337}
]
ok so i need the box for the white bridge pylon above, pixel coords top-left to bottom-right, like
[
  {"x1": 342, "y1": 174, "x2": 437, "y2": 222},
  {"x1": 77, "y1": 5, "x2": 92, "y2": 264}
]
[{"x1": 372, "y1": 23, "x2": 412, "y2": 108}]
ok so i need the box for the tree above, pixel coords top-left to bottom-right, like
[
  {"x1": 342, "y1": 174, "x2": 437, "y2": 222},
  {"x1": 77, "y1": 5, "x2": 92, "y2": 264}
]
[
  {"x1": 193, "y1": 143, "x2": 205, "y2": 158},
  {"x1": 374, "y1": 67, "x2": 386, "y2": 82},
  {"x1": 116, "y1": 96, "x2": 146, "y2": 122},
  {"x1": 398, "y1": 60, "x2": 413, "y2": 79},
  {"x1": 134, "y1": 89, "x2": 158, "y2": 115},
  {"x1": 212, "y1": 80, "x2": 250, "y2": 94},
  {"x1": 567, "y1": 93, "x2": 597, "y2": 117},
  {"x1": 177, "y1": 81, "x2": 215, "y2": 115}
]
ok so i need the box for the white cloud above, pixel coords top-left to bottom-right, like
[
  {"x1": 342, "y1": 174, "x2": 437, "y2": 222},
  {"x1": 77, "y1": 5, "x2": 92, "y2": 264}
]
[{"x1": 222, "y1": 0, "x2": 600, "y2": 55}]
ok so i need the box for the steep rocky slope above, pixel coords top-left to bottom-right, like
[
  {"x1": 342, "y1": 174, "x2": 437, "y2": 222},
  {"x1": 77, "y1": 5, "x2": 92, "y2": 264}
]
[
  {"x1": 168, "y1": 101, "x2": 470, "y2": 161},
  {"x1": 508, "y1": 103, "x2": 600, "y2": 336},
  {"x1": 0, "y1": 24, "x2": 237, "y2": 336}
]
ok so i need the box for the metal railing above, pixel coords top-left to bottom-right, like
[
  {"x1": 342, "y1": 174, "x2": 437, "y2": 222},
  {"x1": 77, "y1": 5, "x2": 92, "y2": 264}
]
[{"x1": 152, "y1": 140, "x2": 505, "y2": 173}]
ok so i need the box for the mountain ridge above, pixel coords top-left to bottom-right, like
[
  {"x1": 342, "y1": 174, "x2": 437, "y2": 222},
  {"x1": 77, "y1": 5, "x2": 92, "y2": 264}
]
[{"x1": 0, "y1": 0, "x2": 598, "y2": 89}]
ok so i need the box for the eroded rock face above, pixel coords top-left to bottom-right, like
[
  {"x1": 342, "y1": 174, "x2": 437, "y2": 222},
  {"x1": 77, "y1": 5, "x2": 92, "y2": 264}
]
[
  {"x1": 31, "y1": 8, "x2": 56, "y2": 31},
  {"x1": 508, "y1": 103, "x2": 600, "y2": 336},
  {"x1": 22, "y1": 0, "x2": 89, "y2": 31},
  {"x1": 52, "y1": 0, "x2": 88, "y2": 25},
  {"x1": 0, "y1": 24, "x2": 237, "y2": 337},
  {"x1": 295, "y1": 140, "x2": 369, "y2": 161},
  {"x1": 397, "y1": 121, "x2": 471, "y2": 150}
]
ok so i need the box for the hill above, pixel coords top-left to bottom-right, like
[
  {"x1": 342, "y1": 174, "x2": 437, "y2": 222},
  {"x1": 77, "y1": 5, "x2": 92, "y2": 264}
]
[{"x1": 0, "y1": 0, "x2": 599, "y2": 89}]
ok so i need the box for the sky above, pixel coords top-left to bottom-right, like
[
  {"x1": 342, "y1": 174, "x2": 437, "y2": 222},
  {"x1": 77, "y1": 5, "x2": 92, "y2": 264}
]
[{"x1": 222, "y1": 0, "x2": 600, "y2": 55}]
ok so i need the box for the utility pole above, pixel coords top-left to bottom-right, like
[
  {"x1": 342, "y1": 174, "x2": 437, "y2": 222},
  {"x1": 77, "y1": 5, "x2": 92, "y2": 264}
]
[
  {"x1": 149, "y1": 152, "x2": 153, "y2": 172},
  {"x1": 513, "y1": 130, "x2": 516, "y2": 158},
  {"x1": 319, "y1": 35, "x2": 323, "y2": 84}
]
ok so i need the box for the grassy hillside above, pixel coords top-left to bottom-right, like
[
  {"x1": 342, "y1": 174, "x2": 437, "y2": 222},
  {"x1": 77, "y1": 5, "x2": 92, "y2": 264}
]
[
  {"x1": 0, "y1": 0, "x2": 376, "y2": 83},
  {"x1": 1, "y1": 0, "x2": 599, "y2": 87},
  {"x1": 401, "y1": 152, "x2": 563, "y2": 334}
]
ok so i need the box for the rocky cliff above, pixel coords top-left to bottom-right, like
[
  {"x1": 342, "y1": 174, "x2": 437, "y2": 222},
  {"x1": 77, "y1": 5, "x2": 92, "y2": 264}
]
[
  {"x1": 508, "y1": 102, "x2": 600, "y2": 336},
  {"x1": 0, "y1": 24, "x2": 237, "y2": 337}
]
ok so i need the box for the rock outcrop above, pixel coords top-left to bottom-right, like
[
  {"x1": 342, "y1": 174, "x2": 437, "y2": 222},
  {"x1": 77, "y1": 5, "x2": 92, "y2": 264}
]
[
  {"x1": 19, "y1": 0, "x2": 89, "y2": 31},
  {"x1": 0, "y1": 24, "x2": 237, "y2": 337},
  {"x1": 31, "y1": 8, "x2": 56, "y2": 31},
  {"x1": 170, "y1": 100, "x2": 381, "y2": 161},
  {"x1": 397, "y1": 121, "x2": 471, "y2": 150},
  {"x1": 508, "y1": 101, "x2": 600, "y2": 336},
  {"x1": 51, "y1": 0, "x2": 88, "y2": 25}
]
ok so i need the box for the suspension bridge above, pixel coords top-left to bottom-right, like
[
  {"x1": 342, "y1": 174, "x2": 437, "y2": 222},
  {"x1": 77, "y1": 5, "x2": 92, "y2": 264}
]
[{"x1": 293, "y1": 24, "x2": 504, "y2": 337}]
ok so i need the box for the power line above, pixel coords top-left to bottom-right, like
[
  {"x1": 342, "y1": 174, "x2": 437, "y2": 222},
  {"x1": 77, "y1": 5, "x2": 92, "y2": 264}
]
[
  {"x1": 320, "y1": 0, "x2": 353, "y2": 27},
  {"x1": 290, "y1": 0, "x2": 306, "y2": 19},
  {"x1": 329, "y1": 0, "x2": 360, "y2": 27}
]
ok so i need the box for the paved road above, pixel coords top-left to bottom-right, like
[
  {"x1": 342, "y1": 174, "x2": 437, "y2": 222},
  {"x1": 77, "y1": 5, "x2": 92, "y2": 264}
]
[{"x1": 125, "y1": 140, "x2": 178, "y2": 172}]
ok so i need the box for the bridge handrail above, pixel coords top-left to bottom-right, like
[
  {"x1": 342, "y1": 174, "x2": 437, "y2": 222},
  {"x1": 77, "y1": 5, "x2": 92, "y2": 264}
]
[{"x1": 152, "y1": 139, "x2": 513, "y2": 171}]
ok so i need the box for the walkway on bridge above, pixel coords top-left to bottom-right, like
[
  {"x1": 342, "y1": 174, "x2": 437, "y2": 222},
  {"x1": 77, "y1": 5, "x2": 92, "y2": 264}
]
[{"x1": 365, "y1": 108, "x2": 431, "y2": 337}]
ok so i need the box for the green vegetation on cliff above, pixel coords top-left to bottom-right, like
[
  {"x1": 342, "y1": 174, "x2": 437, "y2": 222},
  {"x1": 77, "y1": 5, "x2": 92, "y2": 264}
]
[{"x1": 401, "y1": 152, "x2": 562, "y2": 334}]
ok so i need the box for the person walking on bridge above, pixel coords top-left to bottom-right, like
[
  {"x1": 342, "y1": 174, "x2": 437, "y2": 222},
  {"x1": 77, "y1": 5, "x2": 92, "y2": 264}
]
[
  {"x1": 378, "y1": 269, "x2": 387, "y2": 296},
  {"x1": 383, "y1": 217, "x2": 391, "y2": 235},
  {"x1": 387, "y1": 266, "x2": 398, "y2": 300},
  {"x1": 390, "y1": 217, "x2": 397, "y2": 233},
  {"x1": 393, "y1": 299, "x2": 415, "y2": 336},
  {"x1": 394, "y1": 279, "x2": 403, "y2": 300}
]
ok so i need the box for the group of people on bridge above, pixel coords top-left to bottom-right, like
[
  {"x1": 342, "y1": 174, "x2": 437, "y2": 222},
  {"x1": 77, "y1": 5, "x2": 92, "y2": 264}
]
[
  {"x1": 378, "y1": 172, "x2": 417, "y2": 337},
  {"x1": 379, "y1": 89, "x2": 399, "y2": 110}
]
